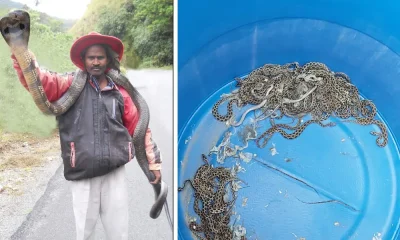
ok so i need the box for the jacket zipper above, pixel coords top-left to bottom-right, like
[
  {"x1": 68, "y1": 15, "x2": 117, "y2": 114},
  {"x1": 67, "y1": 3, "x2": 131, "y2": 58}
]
[
  {"x1": 99, "y1": 90, "x2": 104, "y2": 164},
  {"x1": 70, "y1": 142, "x2": 76, "y2": 168},
  {"x1": 74, "y1": 109, "x2": 81, "y2": 125},
  {"x1": 129, "y1": 142, "x2": 132, "y2": 161},
  {"x1": 112, "y1": 99, "x2": 116, "y2": 119}
]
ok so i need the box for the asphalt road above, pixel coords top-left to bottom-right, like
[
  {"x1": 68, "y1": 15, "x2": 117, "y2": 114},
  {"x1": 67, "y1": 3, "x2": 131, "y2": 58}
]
[{"x1": 10, "y1": 69, "x2": 174, "y2": 240}]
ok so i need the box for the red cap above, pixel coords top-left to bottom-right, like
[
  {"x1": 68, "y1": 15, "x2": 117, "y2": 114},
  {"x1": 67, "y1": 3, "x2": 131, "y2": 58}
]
[{"x1": 70, "y1": 31, "x2": 124, "y2": 70}]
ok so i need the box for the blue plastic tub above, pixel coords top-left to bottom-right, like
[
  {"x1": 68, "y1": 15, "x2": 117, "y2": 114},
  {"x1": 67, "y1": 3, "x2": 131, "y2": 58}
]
[{"x1": 177, "y1": 1, "x2": 400, "y2": 239}]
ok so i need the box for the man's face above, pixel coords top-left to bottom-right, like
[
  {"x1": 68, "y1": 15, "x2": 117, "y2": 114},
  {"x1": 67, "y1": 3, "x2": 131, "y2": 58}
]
[{"x1": 83, "y1": 45, "x2": 109, "y2": 77}]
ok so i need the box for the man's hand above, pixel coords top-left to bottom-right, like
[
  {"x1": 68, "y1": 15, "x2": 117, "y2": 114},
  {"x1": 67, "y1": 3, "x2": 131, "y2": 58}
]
[{"x1": 150, "y1": 170, "x2": 161, "y2": 184}]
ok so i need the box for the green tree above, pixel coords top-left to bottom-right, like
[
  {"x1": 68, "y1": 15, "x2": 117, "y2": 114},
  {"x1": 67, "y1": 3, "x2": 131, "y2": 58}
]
[
  {"x1": 96, "y1": 8, "x2": 131, "y2": 39},
  {"x1": 69, "y1": 0, "x2": 173, "y2": 68},
  {"x1": 48, "y1": 19, "x2": 64, "y2": 32},
  {"x1": 128, "y1": 0, "x2": 173, "y2": 66}
]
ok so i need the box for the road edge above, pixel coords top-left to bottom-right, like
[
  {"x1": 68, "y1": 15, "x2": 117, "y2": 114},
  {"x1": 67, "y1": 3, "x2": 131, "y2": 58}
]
[{"x1": 10, "y1": 163, "x2": 64, "y2": 240}]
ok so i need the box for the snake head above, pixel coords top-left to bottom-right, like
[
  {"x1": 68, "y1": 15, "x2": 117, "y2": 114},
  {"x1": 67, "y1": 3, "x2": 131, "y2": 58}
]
[
  {"x1": 188, "y1": 221, "x2": 202, "y2": 232},
  {"x1": 0, "y1": 10, "x2": 30, "y2": 47},
  {"x1": 234, "y1": 77, "x2": 243, "y2": 87}
]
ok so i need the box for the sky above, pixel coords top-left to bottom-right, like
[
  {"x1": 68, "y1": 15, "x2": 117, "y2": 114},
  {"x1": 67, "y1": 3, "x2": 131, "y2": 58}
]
[{"x1": 12, "y1": 0, "x2": 92, "y2": 20}]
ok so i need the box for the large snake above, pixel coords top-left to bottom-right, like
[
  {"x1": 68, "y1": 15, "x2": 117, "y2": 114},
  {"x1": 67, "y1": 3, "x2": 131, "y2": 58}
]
[{"x1": 0, "y1": 10, "x2": 172, "y2": 227}]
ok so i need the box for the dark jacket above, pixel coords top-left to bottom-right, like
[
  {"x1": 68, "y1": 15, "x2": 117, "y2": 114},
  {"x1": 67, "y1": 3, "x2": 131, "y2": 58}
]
[
  {"x1": 11, "y1": 53, "x2": 163, "y2": 181},
  {"x1": 57, "y1": 79, "x2": 134, "y2": 180}
]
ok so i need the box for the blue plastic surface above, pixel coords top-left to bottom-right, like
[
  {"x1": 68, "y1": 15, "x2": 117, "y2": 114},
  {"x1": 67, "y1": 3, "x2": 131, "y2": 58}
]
[{"x1": 178, "y1": 1, "x2": 400, "y2": 239}]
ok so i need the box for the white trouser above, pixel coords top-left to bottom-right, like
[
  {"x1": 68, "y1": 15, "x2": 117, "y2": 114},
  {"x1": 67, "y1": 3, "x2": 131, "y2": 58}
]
[{"x1": 70, "y1": 166, "x2": 129, "y2": 240}]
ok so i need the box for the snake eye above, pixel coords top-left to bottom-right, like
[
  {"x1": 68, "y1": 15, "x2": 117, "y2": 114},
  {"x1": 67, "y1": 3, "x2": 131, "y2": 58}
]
[
  {"x1": 19, "y1": 24, "x2": 25, "y2": 30},
  {"x1": 4, "y1": 27, "x2": 9, "y2": 34}
]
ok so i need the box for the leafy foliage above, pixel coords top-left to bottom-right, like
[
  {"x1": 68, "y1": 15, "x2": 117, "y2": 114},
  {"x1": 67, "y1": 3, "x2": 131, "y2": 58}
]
[
  {"x1": 128, "y1": 0, "x2": 173, "y2": 66},
  {"x1": 70, "y1": 0, "x2": 173, "y2": 68},
  {"x1": 96, "y1": 8, "x2": 130, "y2": 40}
]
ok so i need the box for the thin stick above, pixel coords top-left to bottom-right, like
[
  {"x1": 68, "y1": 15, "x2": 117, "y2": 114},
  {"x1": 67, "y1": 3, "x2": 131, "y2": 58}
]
[
  {"x1": 294, "y1": 197, "x2": 359, "y2": 212},
  {"x1": 252, "y1": 157, "x2": 320, "y2": 195}
]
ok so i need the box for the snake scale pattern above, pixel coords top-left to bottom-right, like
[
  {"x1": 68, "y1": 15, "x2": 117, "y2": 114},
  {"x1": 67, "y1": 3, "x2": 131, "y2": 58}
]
[
  {"x1": 178, "y1": 154, "x2": 243, "y2": 240},
  {"x1": 0, "y1": 10, "x2": 169, "y2": 222},
  {"x1": 180, "y1": 62, "x2": 389, "y2": 239},
  {"x1": 212, "y1": 61, "x2": 388, "y2": 148}
]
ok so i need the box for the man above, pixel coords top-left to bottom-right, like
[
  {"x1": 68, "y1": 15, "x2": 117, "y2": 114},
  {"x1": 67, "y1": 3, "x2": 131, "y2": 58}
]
[{"x1": 10, "y1": 32, "x2": 163, "y2": 240}]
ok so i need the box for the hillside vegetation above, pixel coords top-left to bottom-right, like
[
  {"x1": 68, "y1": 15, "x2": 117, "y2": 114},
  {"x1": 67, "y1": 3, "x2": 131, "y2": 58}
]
[
  {"x1": 0, "y1": 8, "x2": 75, "y2": 136},
  {"x1": 0, "y1": 0, "x2": 24, "y2": 9},
  {"x1": 69, "y1": 0, "x2": 173, "y2": 68}
]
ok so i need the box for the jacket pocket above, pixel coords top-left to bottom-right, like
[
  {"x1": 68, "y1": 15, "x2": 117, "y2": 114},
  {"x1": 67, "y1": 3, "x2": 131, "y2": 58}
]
[
  {"x1": 104, "y1": 97, "x2": 120, "y2": 121},
  {"x1": 70, "y1": 142, "x2": 76, "y2": 168},
  {"x1": 110, "y1": 141, "x2": 133, "y2": 167}
]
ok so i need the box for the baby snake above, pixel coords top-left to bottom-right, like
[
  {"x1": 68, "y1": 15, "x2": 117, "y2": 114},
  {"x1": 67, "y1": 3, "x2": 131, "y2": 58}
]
[
  {"x1": 212, "y1": 61, "x2": 388, "y2": 148},
  {"x1": 178, "y1": 154, "x2": 241, "y2": 240}
]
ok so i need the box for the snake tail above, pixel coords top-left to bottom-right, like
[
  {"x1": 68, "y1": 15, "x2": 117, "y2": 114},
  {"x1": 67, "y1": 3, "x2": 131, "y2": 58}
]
[{"x1": 107, "y1": 71, "x2": 169, "y2": 219}]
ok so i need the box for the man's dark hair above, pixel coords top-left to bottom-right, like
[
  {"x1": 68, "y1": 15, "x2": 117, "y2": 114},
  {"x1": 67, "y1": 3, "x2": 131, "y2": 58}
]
[{"x1": 80, "y1": 44, "x2": 121, "y2": 73}]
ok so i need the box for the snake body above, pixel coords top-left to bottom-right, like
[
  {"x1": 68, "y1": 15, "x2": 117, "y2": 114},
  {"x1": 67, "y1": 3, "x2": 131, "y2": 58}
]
[
  {"x1": 178, "y1": 154, "x2": 239, "y2": 240},
  {"x1": 0, "y1": 10, "x2": 169, "y2": 222},
  {"x1": 256, "y1": 119, "x2": 336, "y2": 148},
  {"x1": 211, "y1": 61, "x2": 389, "y2": 148},
  {"x1": 183, "y1": 62, "x2": 389, "y2": 237}
]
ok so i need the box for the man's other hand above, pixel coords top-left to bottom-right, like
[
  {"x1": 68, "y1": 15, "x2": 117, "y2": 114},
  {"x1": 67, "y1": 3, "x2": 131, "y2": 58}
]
[{"x1": 150, "y1": 170, "x2": 161, "y2": 184}]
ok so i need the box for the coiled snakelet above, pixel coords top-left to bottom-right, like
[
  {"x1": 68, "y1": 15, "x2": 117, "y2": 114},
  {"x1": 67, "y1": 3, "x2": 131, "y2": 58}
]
[{"x1": 0, "y1": 10, "x2": 172, "y2": 229}]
